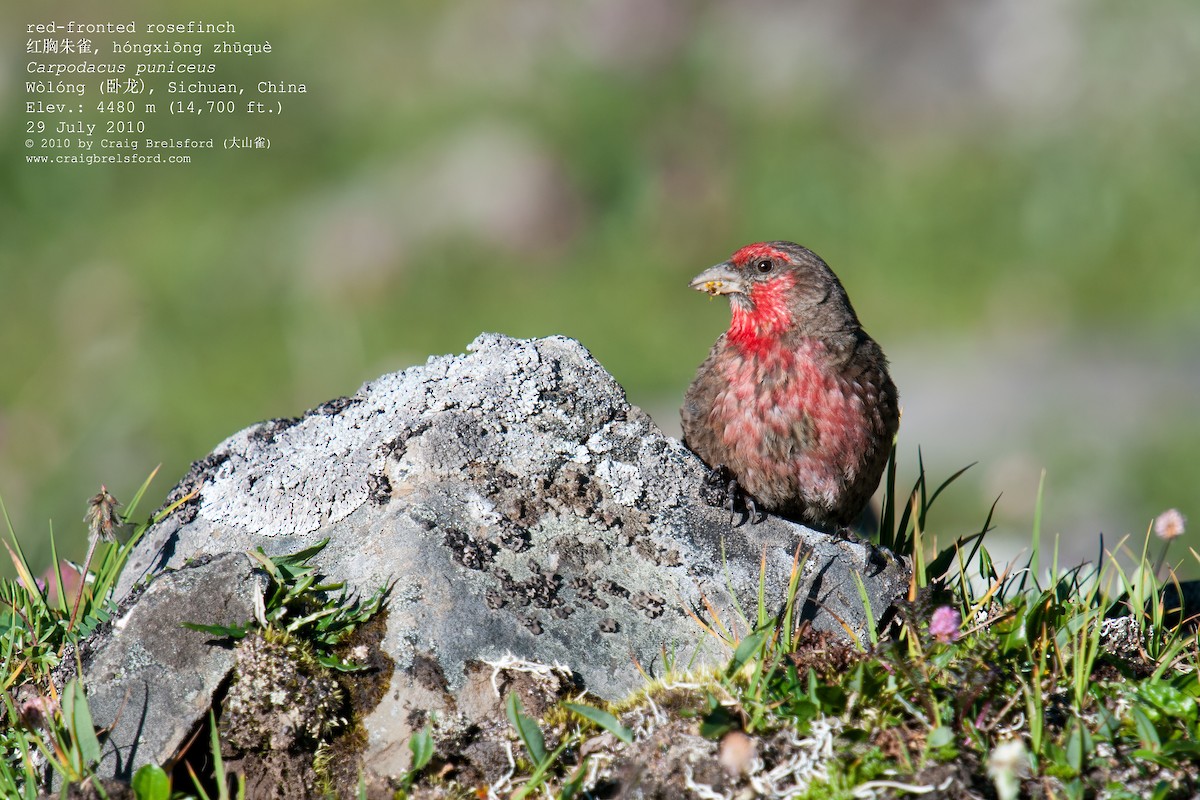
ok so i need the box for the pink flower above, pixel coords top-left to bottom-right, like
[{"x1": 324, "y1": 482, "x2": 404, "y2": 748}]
[
  {"x1": 930, "y1": 606, "x2": 962, "y2": 643},
  {"x1": 1153, "y1": 509, "x2": 1187, "y2": 541}
]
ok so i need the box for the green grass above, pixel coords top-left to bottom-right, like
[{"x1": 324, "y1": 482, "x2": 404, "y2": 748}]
[
  {"x1": 396, "y1": 454, "x2": 1200, "y2": 799},
  {"x1": 0, "y1": 454, "x2": 1196, "y2": 797},
  {"x1": 0, "y1": 479, "x2": 389, "y2": 798},
  {"x1": 0, "y1": 472, "x2": 180, "y2": 797}
]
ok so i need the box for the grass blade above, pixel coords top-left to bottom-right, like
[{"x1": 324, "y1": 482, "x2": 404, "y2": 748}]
[
  {"x1": 564, "y1": 702, "x2": 633, "y2": 744},
  {"x1": 725, "y1": 628, "x2": 767, "y2": 678},
  {"x1": 63, "y1": 678, "x2": 102, "y2": 770},
  {"x1": 505, "y1": 692, "x2": 547, "y2": 766},
  {"x1": 121, "y1": 465, "x2": 161, "y2": 523}
]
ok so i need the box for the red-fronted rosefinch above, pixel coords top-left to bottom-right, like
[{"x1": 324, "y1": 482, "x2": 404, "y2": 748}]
[{"x1": 682, "y1": 241, "x2": 899, "y2": 529}]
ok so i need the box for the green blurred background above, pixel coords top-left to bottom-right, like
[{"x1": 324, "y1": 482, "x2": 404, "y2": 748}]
[{"x1": 2, "y1": 0, "x2": 1198, "y2": 579}]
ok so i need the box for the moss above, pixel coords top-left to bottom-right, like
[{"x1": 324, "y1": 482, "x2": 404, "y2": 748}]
[
  {"x1": 222, "y1": 628, "x2": 346, "y2": 754},
  {"x1": 333, "y1": 609, "x2": 395, "y2": 716}
]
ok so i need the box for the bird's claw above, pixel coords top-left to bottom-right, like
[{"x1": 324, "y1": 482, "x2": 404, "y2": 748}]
[
  {"x1": 742, "y1": 493, "x2": 767, "y2": 526},
  {"x1": 830, "y1": 525, "x2": 866, "y2": 544},
  {"x1": 700, "y1": 465, "x2": 766, "y2": 527},
  {"x1": 832, "y1": 525, "x2": 891, "y2": 577}
]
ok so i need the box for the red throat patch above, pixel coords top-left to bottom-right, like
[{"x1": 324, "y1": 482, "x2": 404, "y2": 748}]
[
  {"x1": 727, "y1": 272, "x2": 796, "y2": 356},
  {"x1": 730, "y1": 242, "x2": 791, "y2": 267}
]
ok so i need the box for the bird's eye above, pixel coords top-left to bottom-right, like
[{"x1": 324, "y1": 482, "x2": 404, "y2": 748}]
[{"x1": 755, "y1": 259, "x2": 773, "y2": 274}]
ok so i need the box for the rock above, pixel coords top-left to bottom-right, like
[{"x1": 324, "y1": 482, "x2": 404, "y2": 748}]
[
  {"x1": 86, "y1": 333, "x2": 907, "y2": 784},
  {"x1": 75, "y1": 553, "x2": 260, "y2": 780}
]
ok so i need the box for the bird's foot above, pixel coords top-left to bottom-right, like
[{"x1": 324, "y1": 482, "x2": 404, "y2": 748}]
[
  {"x1": 700, "y1": 465, "x2": 767, "y2": 526},
  {"x1": 831, "y1": 525, "x2": 891, "y2": 576},
  {"x1": 830, "y1": 525, "x2": 866, "y2": 544}
]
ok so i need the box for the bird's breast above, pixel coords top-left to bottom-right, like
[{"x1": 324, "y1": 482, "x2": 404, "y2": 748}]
[{"x1": 711, "y1": 341, "x2": 871, "y2": 502}]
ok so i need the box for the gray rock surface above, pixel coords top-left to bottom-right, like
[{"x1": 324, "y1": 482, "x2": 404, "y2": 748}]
[
  {"x1": 91, "y1": 333, "x2": 907, "y2": 781},
  {"x1": 80, "y1": 553, "x2": 260, "y2": 779}
]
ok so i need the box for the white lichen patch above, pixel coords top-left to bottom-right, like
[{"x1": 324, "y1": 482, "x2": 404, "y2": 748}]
[
  {"x1": 193, "y1": 334, "x2": 626, "y2": 538},
  {"x1": 595, "y1": 458, "x2": 644, "y2": 506},
  {"x1": 465, "y1": 491, "x2": 502, "y2": 527}
]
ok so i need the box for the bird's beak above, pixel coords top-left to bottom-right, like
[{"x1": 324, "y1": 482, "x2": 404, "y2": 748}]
[{"x1": 688, "y1": 262, "x2": 745, "y2": 297}]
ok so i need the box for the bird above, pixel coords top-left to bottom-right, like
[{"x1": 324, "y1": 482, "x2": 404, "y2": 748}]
[{"x1": 681, "y1": 241, "x2": 899, "y2": 530}]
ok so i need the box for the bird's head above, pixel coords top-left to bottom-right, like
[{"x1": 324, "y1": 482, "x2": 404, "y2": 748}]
[{"x1": 690, "y1": 241, "x2": 860, "y2": 351}]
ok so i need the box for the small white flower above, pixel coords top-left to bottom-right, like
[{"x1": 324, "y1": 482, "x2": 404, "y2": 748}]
[
  {"x1": 987, "y1": 739, "x2": 1029, "y2": 800},
  {"x1": 1153, "y1": 508, "x2": 1187, "y2": 541}
]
